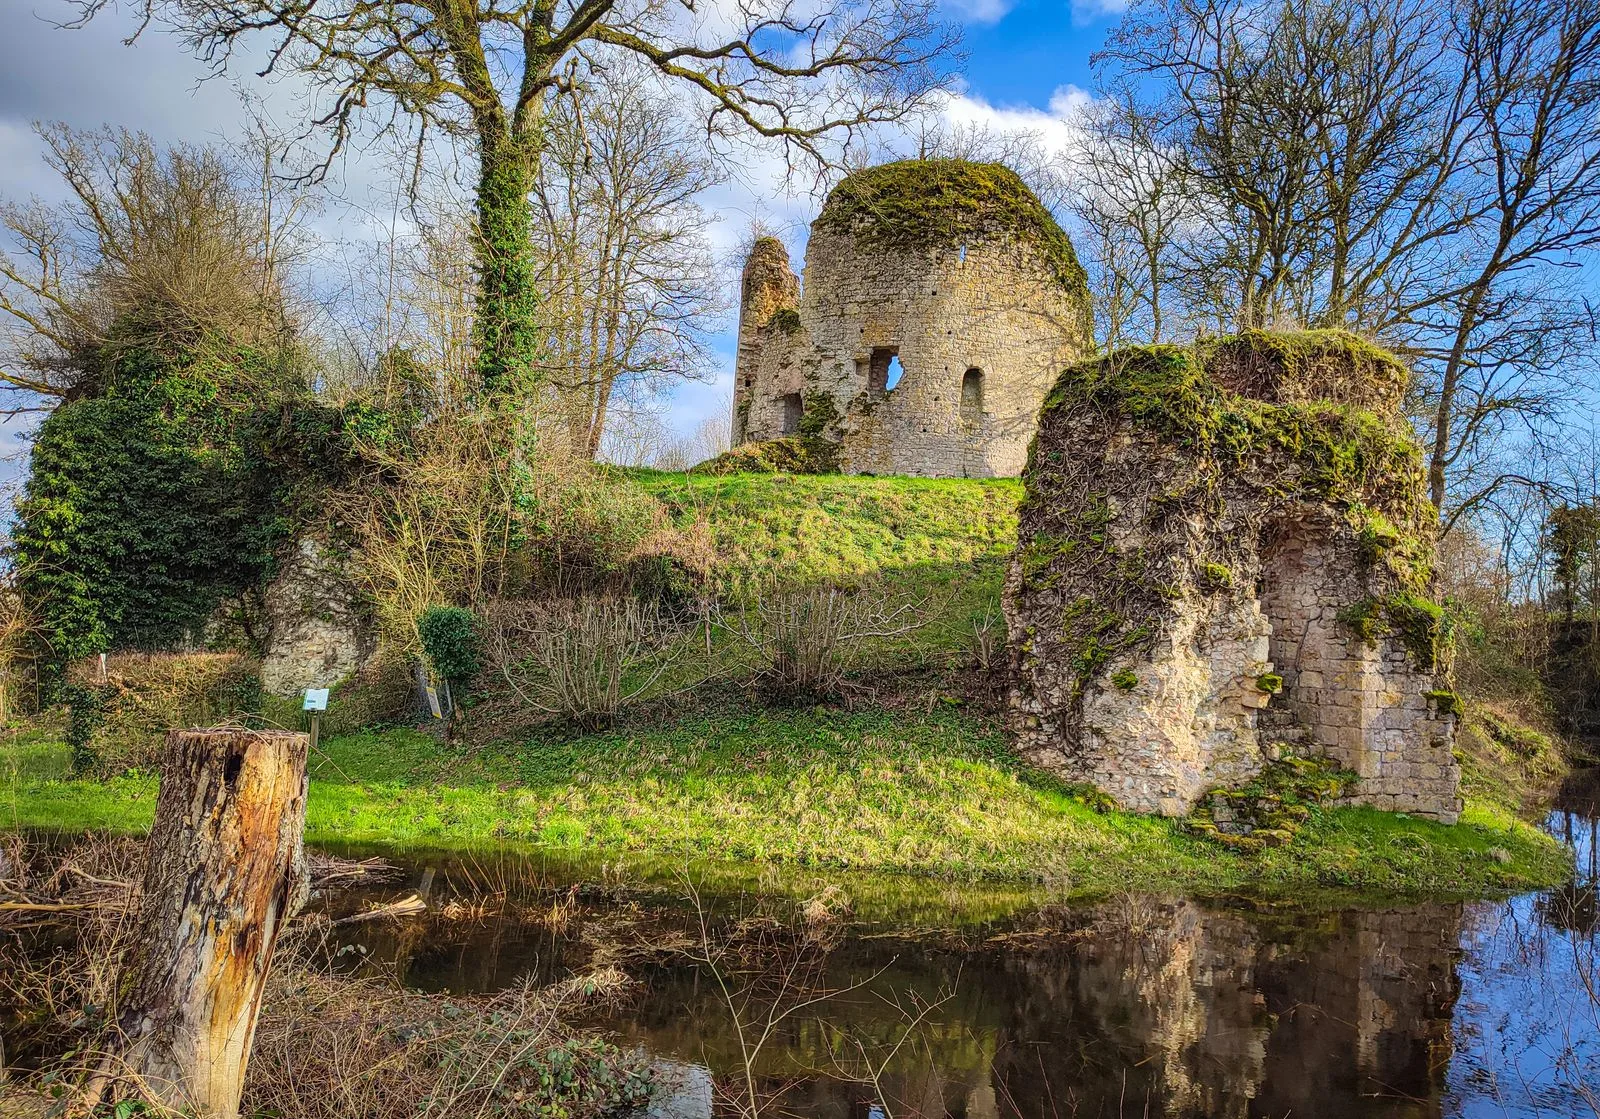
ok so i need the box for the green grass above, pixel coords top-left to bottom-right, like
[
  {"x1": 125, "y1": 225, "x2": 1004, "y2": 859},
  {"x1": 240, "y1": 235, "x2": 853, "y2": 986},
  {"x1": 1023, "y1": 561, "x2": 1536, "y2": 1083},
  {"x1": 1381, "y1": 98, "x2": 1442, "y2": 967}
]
[
  {"x1": 2, "y1": 699, "x2": 1569, "y2": 900},
  {"x1": 632, "y1": 470, "x2": 1020, "y2": 594}
]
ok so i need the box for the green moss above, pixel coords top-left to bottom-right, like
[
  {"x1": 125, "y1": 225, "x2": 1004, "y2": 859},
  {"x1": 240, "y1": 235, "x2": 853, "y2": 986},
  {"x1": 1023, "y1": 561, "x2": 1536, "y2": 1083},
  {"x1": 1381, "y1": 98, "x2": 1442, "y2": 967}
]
[
  {"x1": 1427, "y1": 689, "x2": 1462, "y2": 717},
  {"x1": 1201, "y1": 329, "x2": 1410, "y2": 410},
  {"x1": 813, "y1": 160, "x2": 1092, "y2": 322},
  {"x1": 1337, "y1": 598, "x2": 1384, "y2": 643},
  {"x1": 767, "y1": 307, "x2": 802, "y2": 335},
  {"x1": 1110, "y1": 668, "x2": 1140, "y2": 691},
  {"x1": 1256, "y1": 673, "x2": 1284, "y2": 694},
  {"x1": 1189, "y1": 751, "x2": 1360, "y2": 852},
  {"x1": 1018, "y1": 531, "x2": 1074, "y2": 587},
  {"x1": 1383, "y1": 592, "x2": 1446, "y2": 670},
  {"x1": 1338, "y1": 593, "x2": 1446, "y2": 669},
  {"x1": 1201, "y1": 562, "x2": 1234, "y2": 590},
  {"x1": 691, "y1": 436, "x2": 839, "y2": 476},
  {"x1": 798, "y1": 390, "x2": 839, "y2": 439}
]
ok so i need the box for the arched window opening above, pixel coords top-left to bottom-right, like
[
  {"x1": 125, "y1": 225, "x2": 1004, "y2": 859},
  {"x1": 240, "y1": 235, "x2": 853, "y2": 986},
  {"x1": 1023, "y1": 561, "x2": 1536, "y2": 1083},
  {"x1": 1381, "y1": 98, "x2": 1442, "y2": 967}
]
[{"x1": 960, "y1": 367, "x2": 984, "y2": 424}]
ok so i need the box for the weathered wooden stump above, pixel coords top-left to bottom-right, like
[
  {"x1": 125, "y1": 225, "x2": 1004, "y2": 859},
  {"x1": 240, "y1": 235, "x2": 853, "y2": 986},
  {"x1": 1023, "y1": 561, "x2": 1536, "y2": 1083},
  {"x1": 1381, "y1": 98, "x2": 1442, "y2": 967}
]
[{"x1": 82, "y1": 728, "x2": 309, "y2": 1119}]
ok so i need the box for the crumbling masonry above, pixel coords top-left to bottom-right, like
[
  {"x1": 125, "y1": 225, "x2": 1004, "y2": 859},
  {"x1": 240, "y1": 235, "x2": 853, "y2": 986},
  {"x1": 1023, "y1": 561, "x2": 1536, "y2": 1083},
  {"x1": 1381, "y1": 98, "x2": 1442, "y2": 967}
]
[
  {"x1": 731, "y1": 160, "x2": 1093, "y2": 477},
  {"x1": 1005, "y1": 331, "x2": 1462, "y2": 822}
]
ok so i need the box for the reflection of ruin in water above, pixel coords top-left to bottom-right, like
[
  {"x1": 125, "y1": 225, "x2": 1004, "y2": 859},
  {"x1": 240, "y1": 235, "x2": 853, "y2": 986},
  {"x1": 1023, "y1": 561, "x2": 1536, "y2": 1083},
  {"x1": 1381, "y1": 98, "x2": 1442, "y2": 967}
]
[
  {"x1": 607, "y1": 900, "x2": 1465, "y2": 1119},
  {"x1": 327, "y1": 879, "x2": 1469, "y2": 1118},
  {"x1": 319, "y1": 774, "x2": 1599, "y2": 1119}
]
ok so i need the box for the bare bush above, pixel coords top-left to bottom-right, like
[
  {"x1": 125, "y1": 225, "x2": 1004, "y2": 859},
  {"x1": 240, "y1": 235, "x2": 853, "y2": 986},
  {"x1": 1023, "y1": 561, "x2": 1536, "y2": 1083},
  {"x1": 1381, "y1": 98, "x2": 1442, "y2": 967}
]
[
  {"x1": 970, "y1": 606, "x2": 1006, "y2": 673},
  {"x1": 720, "y1": 585, "x2": 930, "y2": 698},
  {"x1": 486, "y1": 596, "x2": 685, "y2": 729}
]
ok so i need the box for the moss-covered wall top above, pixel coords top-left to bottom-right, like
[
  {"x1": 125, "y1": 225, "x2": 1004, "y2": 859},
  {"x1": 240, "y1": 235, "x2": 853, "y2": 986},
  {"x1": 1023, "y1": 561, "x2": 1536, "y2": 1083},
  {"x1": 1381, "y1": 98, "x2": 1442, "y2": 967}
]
[
  {"x1": 1030, "y1": 335, "x2": 1436, "y2": 600},
  {"x1": 813, "y1": 159, "x2": 1090, "y2": 305},
  {"x1": 1201, "y1": 329, "x2": 1410, "y2": 415}
]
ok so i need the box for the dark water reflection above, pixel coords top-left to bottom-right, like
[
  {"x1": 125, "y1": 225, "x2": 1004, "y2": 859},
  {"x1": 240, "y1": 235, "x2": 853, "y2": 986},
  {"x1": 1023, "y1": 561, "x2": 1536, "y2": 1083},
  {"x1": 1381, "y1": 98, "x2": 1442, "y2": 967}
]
[{"x1": 322, "y1": 772, "x2": 1600, "y2": 1119}]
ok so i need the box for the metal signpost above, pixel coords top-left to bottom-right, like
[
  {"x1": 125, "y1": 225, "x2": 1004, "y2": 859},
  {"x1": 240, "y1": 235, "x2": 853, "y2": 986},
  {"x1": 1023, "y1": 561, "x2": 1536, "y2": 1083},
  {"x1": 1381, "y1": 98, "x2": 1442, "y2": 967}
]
[{"x1": 303, "y1": 687, "x2": 329, "y2": 752}]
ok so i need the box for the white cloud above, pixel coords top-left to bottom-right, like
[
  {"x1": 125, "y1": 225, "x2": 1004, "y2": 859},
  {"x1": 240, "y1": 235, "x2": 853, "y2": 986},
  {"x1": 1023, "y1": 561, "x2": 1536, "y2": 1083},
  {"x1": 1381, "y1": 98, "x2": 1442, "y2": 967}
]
[
  {"x1": 935, "y1": 84, "x2": 1091, "y2": 160},
  {"x1": 1070, "y1": 0, "x2": 1131, "y2": 25},
  {"x1": 941, "y1": 0, "x2": 1016, "y2": 25}
]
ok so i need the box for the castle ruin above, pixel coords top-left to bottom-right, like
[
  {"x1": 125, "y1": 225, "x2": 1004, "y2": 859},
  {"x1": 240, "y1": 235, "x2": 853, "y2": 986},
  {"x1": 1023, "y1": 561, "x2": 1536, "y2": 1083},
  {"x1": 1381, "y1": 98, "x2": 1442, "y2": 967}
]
[
  {"x1": 731, "y1": 160, "x2": 1093, "y2": 477},
  {"x1": 1005, "y1": 331, "x2": 1462, "y2": 823}
]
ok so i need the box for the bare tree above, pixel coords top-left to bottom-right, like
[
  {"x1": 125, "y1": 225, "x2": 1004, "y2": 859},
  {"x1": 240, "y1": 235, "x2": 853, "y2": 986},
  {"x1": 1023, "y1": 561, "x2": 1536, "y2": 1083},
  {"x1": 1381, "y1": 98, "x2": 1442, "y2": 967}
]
[
  {"x1": 1068, "y1": 85, "x2": 1191, "y2": 347},
  {"x1": 531, "y1": 66, "x2": 726, "y2": 458},
  {"x1": 70, "y1": 0, "x2": 958, "y2": 395},
  {"x1": 1418, "y1": 0, "x2": 1600, "y2": 513},
  {"x1": 1082, "y1": 0, "x2": 1600, "y2": 524},
  {"x1": 0, "y1": 123, "x2": 310, "y2": 409}
]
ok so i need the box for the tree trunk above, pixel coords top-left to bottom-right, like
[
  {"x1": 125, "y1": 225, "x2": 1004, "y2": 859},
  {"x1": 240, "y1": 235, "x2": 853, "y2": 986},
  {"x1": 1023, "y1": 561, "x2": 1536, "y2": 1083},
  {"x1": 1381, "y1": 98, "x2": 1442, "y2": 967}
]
[
  {"x1": 474, "y1": 140, "x2": 541, "y2": 396},
  {"x1": 82, "y1": 728, "x2": 310, "y2": 1119}
]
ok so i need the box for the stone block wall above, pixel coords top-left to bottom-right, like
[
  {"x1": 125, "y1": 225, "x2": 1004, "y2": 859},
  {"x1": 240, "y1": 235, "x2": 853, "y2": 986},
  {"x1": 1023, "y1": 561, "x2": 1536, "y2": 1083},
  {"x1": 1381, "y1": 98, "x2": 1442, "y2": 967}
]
[
  {"x1": 1260, "y1": 524, "x2": 1459, "y2": 816},
  {"x1": 731, "y1": 161, "x2": 1092, "y2": 478},
  {"x1": 1006, "y1": 335, "x2": 1461, "y2": 822}
]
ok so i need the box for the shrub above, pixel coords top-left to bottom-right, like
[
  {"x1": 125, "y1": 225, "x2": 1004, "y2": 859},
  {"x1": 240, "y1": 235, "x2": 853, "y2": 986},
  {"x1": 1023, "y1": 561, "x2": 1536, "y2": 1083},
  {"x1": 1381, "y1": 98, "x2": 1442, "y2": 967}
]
[
  {"x1": 485, "y1": 596, "x2": 685, "y2": 729},
  {"x1": 61, "y1": 682, "x2": 110, "y2": 775},
  {"x1": 417, "y1": 606, "x2": 483, "y2": 683},
  {"x1": 690, "y1": 436, "x2": 839, "y2": 476},
  {"x1": 720, "y1": 583, "x2": 930, "y2": 698},
  {"x1": 61, "y1": 652, "x2": 264, "y2": 774},
  {"x1": 970, "y1": 606, "x2": 1005, "y2": 672}
]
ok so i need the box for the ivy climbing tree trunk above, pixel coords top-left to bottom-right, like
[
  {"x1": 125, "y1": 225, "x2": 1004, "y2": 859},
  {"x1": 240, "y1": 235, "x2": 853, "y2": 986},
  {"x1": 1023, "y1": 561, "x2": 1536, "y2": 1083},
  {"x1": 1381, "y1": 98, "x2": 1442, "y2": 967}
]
[
  {"x1": 472, "y1": 126, "x2": 543, "y2": 395},
  {"x1": 78, "y1": 728, "x2": 310, "y2": 1119}
]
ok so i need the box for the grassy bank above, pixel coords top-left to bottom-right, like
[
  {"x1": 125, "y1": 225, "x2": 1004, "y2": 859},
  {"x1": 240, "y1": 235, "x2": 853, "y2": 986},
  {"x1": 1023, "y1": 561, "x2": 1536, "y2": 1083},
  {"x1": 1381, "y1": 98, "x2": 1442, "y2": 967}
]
[
  {"x1": 4, "y1": 471, "x2": 1577, "y2": 903},
  {"x1": 3, "y1": 696, "x2": 1570, "y2": 900}
]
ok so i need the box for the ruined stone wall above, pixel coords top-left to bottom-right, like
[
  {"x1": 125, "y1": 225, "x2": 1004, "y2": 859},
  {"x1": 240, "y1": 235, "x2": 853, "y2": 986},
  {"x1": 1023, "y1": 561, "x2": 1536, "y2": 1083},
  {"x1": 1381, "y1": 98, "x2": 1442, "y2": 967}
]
[
  {"x1": 730, "y1": 161, "x2": 1091, "y2": 478},
  {"x1": 1259, "y1": 523, "x2": 1459, "y2": 815},
  {"x1": 730, "y1": 238, "x2": 800, "y2": 447},
  {"x1": 259, "y1": 537, "x2": 374, "y2": 696},
  {"x1": 1006, "y1": 334, "x2": 1461, "y2": 821}
]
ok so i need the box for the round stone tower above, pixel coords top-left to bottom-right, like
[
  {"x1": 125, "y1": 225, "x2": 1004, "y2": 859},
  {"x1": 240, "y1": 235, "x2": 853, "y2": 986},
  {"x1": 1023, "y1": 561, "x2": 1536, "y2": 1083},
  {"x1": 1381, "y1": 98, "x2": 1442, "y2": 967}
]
[{"x1": 731, "y1": 160, "x2": 1093, "y2": 477}]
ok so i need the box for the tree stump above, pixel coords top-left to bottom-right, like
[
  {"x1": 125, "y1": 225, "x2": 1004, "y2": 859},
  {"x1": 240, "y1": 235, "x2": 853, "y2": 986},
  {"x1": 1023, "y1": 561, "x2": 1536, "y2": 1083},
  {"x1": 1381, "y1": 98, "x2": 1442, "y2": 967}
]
[{"x1": 83, "y1": 728, "x2": 310, "y2": 1119}]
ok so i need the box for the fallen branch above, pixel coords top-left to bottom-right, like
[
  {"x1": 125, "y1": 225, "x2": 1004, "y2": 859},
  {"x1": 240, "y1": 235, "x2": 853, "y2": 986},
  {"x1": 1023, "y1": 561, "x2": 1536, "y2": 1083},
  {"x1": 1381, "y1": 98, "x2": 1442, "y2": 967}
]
[
  {"x1": 0, "y1": 900, "x2": 106, "y2": 914},
  {"x1": 331, "y1": 894, "x2": 428, "y2": 925}
]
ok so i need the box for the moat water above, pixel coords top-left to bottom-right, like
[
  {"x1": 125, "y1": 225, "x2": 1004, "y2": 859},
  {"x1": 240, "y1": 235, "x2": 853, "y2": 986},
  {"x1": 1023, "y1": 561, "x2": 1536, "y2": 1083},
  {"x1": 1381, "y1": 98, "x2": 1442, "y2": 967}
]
[{"x1": 319, "y1": 772, "x2": 1600, "y2": 1119}]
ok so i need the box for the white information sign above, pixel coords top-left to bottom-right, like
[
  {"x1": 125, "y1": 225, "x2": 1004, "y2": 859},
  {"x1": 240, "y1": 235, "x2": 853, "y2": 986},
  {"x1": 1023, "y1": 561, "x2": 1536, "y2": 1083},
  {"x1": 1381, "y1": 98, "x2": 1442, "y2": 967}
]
[{"x1": 303, "y1": 688, "x2": 330, "y2": 712}]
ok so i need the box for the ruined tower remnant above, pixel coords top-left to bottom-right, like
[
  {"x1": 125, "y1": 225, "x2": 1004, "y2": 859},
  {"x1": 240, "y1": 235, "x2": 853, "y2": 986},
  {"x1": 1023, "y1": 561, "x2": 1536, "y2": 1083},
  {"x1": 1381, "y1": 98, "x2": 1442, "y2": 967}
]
[
  {"x1": 730, "y1": 160, "x2": 1093, "y2": 477},
  {"x1": 1006, "y1": 330, "x2": 1462, "y2": 822}
]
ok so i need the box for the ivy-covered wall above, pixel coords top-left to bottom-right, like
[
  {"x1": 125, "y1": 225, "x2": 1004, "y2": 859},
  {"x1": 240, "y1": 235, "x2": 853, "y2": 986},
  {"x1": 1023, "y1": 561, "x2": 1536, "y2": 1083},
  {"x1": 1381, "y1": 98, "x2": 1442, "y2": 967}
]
[{"x1": 12, "y1": 338, "x2": 395, "y2": 683}]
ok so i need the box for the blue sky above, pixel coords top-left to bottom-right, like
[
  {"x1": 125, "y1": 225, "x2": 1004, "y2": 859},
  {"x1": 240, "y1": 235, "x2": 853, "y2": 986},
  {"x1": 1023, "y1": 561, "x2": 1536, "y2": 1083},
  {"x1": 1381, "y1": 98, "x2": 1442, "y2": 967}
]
[{"x1": 0, "y1": 0, "x2": 1127, "y2": 475}]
